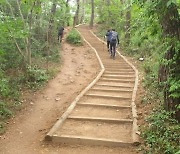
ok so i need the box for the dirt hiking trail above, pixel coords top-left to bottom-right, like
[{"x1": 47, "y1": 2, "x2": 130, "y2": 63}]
[{"x1": 0, "y1": 26, "x2": 139, "y2": 154}]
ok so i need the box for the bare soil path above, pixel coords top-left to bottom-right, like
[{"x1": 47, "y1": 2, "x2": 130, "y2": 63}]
[{"x1": 0, "y1": 26, "x2": 139, "y2": 154}]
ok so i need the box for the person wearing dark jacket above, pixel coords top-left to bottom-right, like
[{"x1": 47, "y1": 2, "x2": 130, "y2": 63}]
[
  {"x1": 105, "y1": 29, "x2": 112, "y2": 52},
  {"x1": 110, "y1": 29, "x2": 119, "y2": 59},
  {"x1": 58, "y1": 26, "x2": 64, "y2": 42}
]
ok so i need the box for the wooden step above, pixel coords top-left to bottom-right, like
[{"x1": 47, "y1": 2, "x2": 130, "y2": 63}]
[
  {"x1": 104, "y1": 71, "x2": 135, "y2": 75},
  {"x1": 105, "y1": 66, "x2": 132, "y2": 69},
  {"x1": 85, "y1": 93, "x2": 131, "y2": 99},
  {"x1": 51, "y1": 119, "x2": 133, "y2": 144},
  {"x1": 100, "y1": 78, "x2": 135, "y2": 83},
  {"x1": 77, "y1": 102, "x2": 131, "y2": 108},
  {"x1": 105, "y1": 69, "x2": 134, "y2": 72},
  {"x1": 50, "y1": 135, "x2": 133, "y2": 147},
  {"x1": 91, "y1": 87, "x2": 133, "y2": 92},
  {"x1": 96, "y1": 82, "x2": 134, "y2": 88},
  {"x1": 86, "y1": 89, "x2": 132, "y2": 98},
  {"x1": 70, "y1": 104, "x2": 132, "y2": 119},
  {"x1": 78, "y1": 96, "x2": 131, "y2": 106},
  {"x1": 103, "y1": 74, "x2": 135, "y2": 78},
  {"x1": 68, "y1": 116, "x2": 133, "y2": 123}
]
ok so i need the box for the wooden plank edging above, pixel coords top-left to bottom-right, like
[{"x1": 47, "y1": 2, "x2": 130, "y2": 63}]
[{"x1": 89, "y1": 30, "x2": 140, "y2": 145}]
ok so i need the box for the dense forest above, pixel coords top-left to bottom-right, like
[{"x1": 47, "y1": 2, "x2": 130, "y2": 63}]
[{"x1": 0, "y1": 0, "x2": 180, "y2": 153}]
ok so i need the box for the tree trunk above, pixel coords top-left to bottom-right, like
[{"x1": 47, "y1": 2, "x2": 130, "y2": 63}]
[
  {"x1": 48, "y1": 0, "x2": 57, "y2": 43},
  {"x1": 80, "y1": 0, "x2": 85, "y2": 24},
  {"x1": 35, "y1": 0, "x2": 41, "y2": 37},
  {"x1": 16, "y1": 0, "x2": 30, "y2": 64},
  {"x1": 73, "y1": 0, "x2": 80, "y2": 27},
  {"x1": 65, "y1": 0, "x2": 70, "y2": 26},
  {"x1": 89, "y1": 0, "x2": 94, "y2": 28},
  {"x1": 125, "y1": 0, "x2": 131, "y2": 46},
  {"x1": 106, "y1": 0, "x2": 110, "y2": 24},
  {"x1": 27, "y1": 1, "x2": 36, "y2": 66}
]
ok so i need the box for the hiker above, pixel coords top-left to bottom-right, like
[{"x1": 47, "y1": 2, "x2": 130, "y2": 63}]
[
  {"x1": 58, "y1": 26, "x2": 64, "y2": 43},
  {"x1": 110, "y1": 29, "x2": 119, "y2": 59},
  {"x1": 105, "y1": 29, "x2": 112, "y2": 52}
]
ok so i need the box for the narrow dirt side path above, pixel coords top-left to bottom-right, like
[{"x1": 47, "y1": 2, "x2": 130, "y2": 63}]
[{"x1": 0, "y1": 37, "x2": 100, "y2": 154}]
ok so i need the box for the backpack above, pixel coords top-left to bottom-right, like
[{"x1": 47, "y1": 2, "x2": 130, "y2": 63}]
[
  {"x1": 110, "y1": 31, "x2": 118, "y2": 42},
  {"x1": 58, "y1": 27, "x2": 64, "y2": 35},
  {"x1": 106, "y1": 32, "x2": 112, "y2": 41}
]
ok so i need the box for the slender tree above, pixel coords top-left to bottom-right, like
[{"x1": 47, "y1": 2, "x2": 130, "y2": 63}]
[
  {"x1": 47, "y1": 0, "x2": 57, "y2": 43},
  {"x1": 125, "y1": 0, "x2": 131, "y2": 46},
  {"x1": 65, "y1": 0, "x2": 70, "y2": 26},
  {"x1": 80, "y1": 0, "x2": 85, "y2": 24},
  {"x1": 73, "y1": 0, "x2": 80, "y2": 27},
  {"x1": 89, "y1": 0, "x2": 94, "y2": 28}
]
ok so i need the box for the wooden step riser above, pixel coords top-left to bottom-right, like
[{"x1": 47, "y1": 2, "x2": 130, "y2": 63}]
[
  {"x1": 103, "y1": 63, "x2": 130, "y2": 65},
  {"x1": 96, "y1": 82, "x2": 134, "y2": 88},
  {"x1": 105, "y1": 65, "x2": 132, "y2": 68},
  {"x1": 85, "y1": 94, "x2": 131, "y2": 99},
  {"x1": 91, "y1": 88, "x2": 133, "y2": 92},
  {"x1": 96, "y1": 83, "x2": 134, "y2": 88},
  {"x1": 105, "y1": 67, "x2": 132, "y2": 69},
  {"x1": 71, "y1": 105, "x2": 132, "y2": 120},
  {"x1": 51, "y1": 135, "x2": 133, "y2": 147},
  {"x1": 78, "y1": 97, "x2": 131, "y2": 106},
  {"x1": 104, "y1": 72, "x2": 135, "y2": 75},
  {"x1": 100, "y1": 79, "x2": 135, "y2": 83},
  {"x1": 101, "y1": 77, "x2": 135, "y2": 81},
  {"x1": 87, "y1": 90, "x2": 132, "y2": 97},
  {"x1": 68, "y1": 116, "x2": 133, "y2": 123},
  {"x1": 77, "y1": 103, "x2": 131, "y2": 108},
  {"x1": 105, "y1": 69, "x2": 134, "y2": 72},
  {"x1": 103, "y1": 75, "x2": 135, "y2": 78}
]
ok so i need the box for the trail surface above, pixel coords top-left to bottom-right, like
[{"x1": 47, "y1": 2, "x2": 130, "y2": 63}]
[{"x1": 0, "y1": 26, "x2": 139, "y2": 154}]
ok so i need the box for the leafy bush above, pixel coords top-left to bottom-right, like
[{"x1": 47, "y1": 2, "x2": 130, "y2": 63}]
[
  {"x1": 0, "y1": 70, "x2": 19, "y2": 100},
  {"x1": 0, "y1": 78, "x2": 11, "y2": 98},
  {"x1": 66, "y1": 29, "x2": 83, "y2": 45},
  {"x1": 142, "y1": 109, "x2": 180, "y2": 154},
  {"x1": 0, "y1": 102, "x2": 12, "y2": 120},
  {"x1": 0, "y1": 101, "x2": 13, "y2": 134},
  {"x1": 26, "y1": 66, "x2": 49, "y2": 88},
  {"x1": 48, "y1": 45, "x2": 60, "y2": 63}
]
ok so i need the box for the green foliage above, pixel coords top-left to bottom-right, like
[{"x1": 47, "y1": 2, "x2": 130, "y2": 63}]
[
  {"x1": 48, "y1": 45, "x2": 61, "y2": 63},
  {"x1": 0, "y1": 78, "x2": 11, "y2": 98},
  {"x1": 169, "y1": 78, "x2": 180, "y2": 98},
  {"x1": 168, "y1": 40, "x2": 180, "y2": 99},
  {"x1": 0, "y1": 101, "x2": 13, "y2": 134},
  {"x1": 0, "y1": 69, "x2": 20, "y2": 100},
  {"x1": 0, "y1": 101, "x2": 12, "y2": 120},
  {"x1": 66, "y1": 29, "x2": 83, "y2": 45},
  {"x1": 142, "y1": 109, "x2": 180, "y2": 154},
  {"x1": 25, "y1": 66, "x2": 49, "y2": 89},
  {"x1": 95, "y1": 0, "x2": 180, "y2": 153}
]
